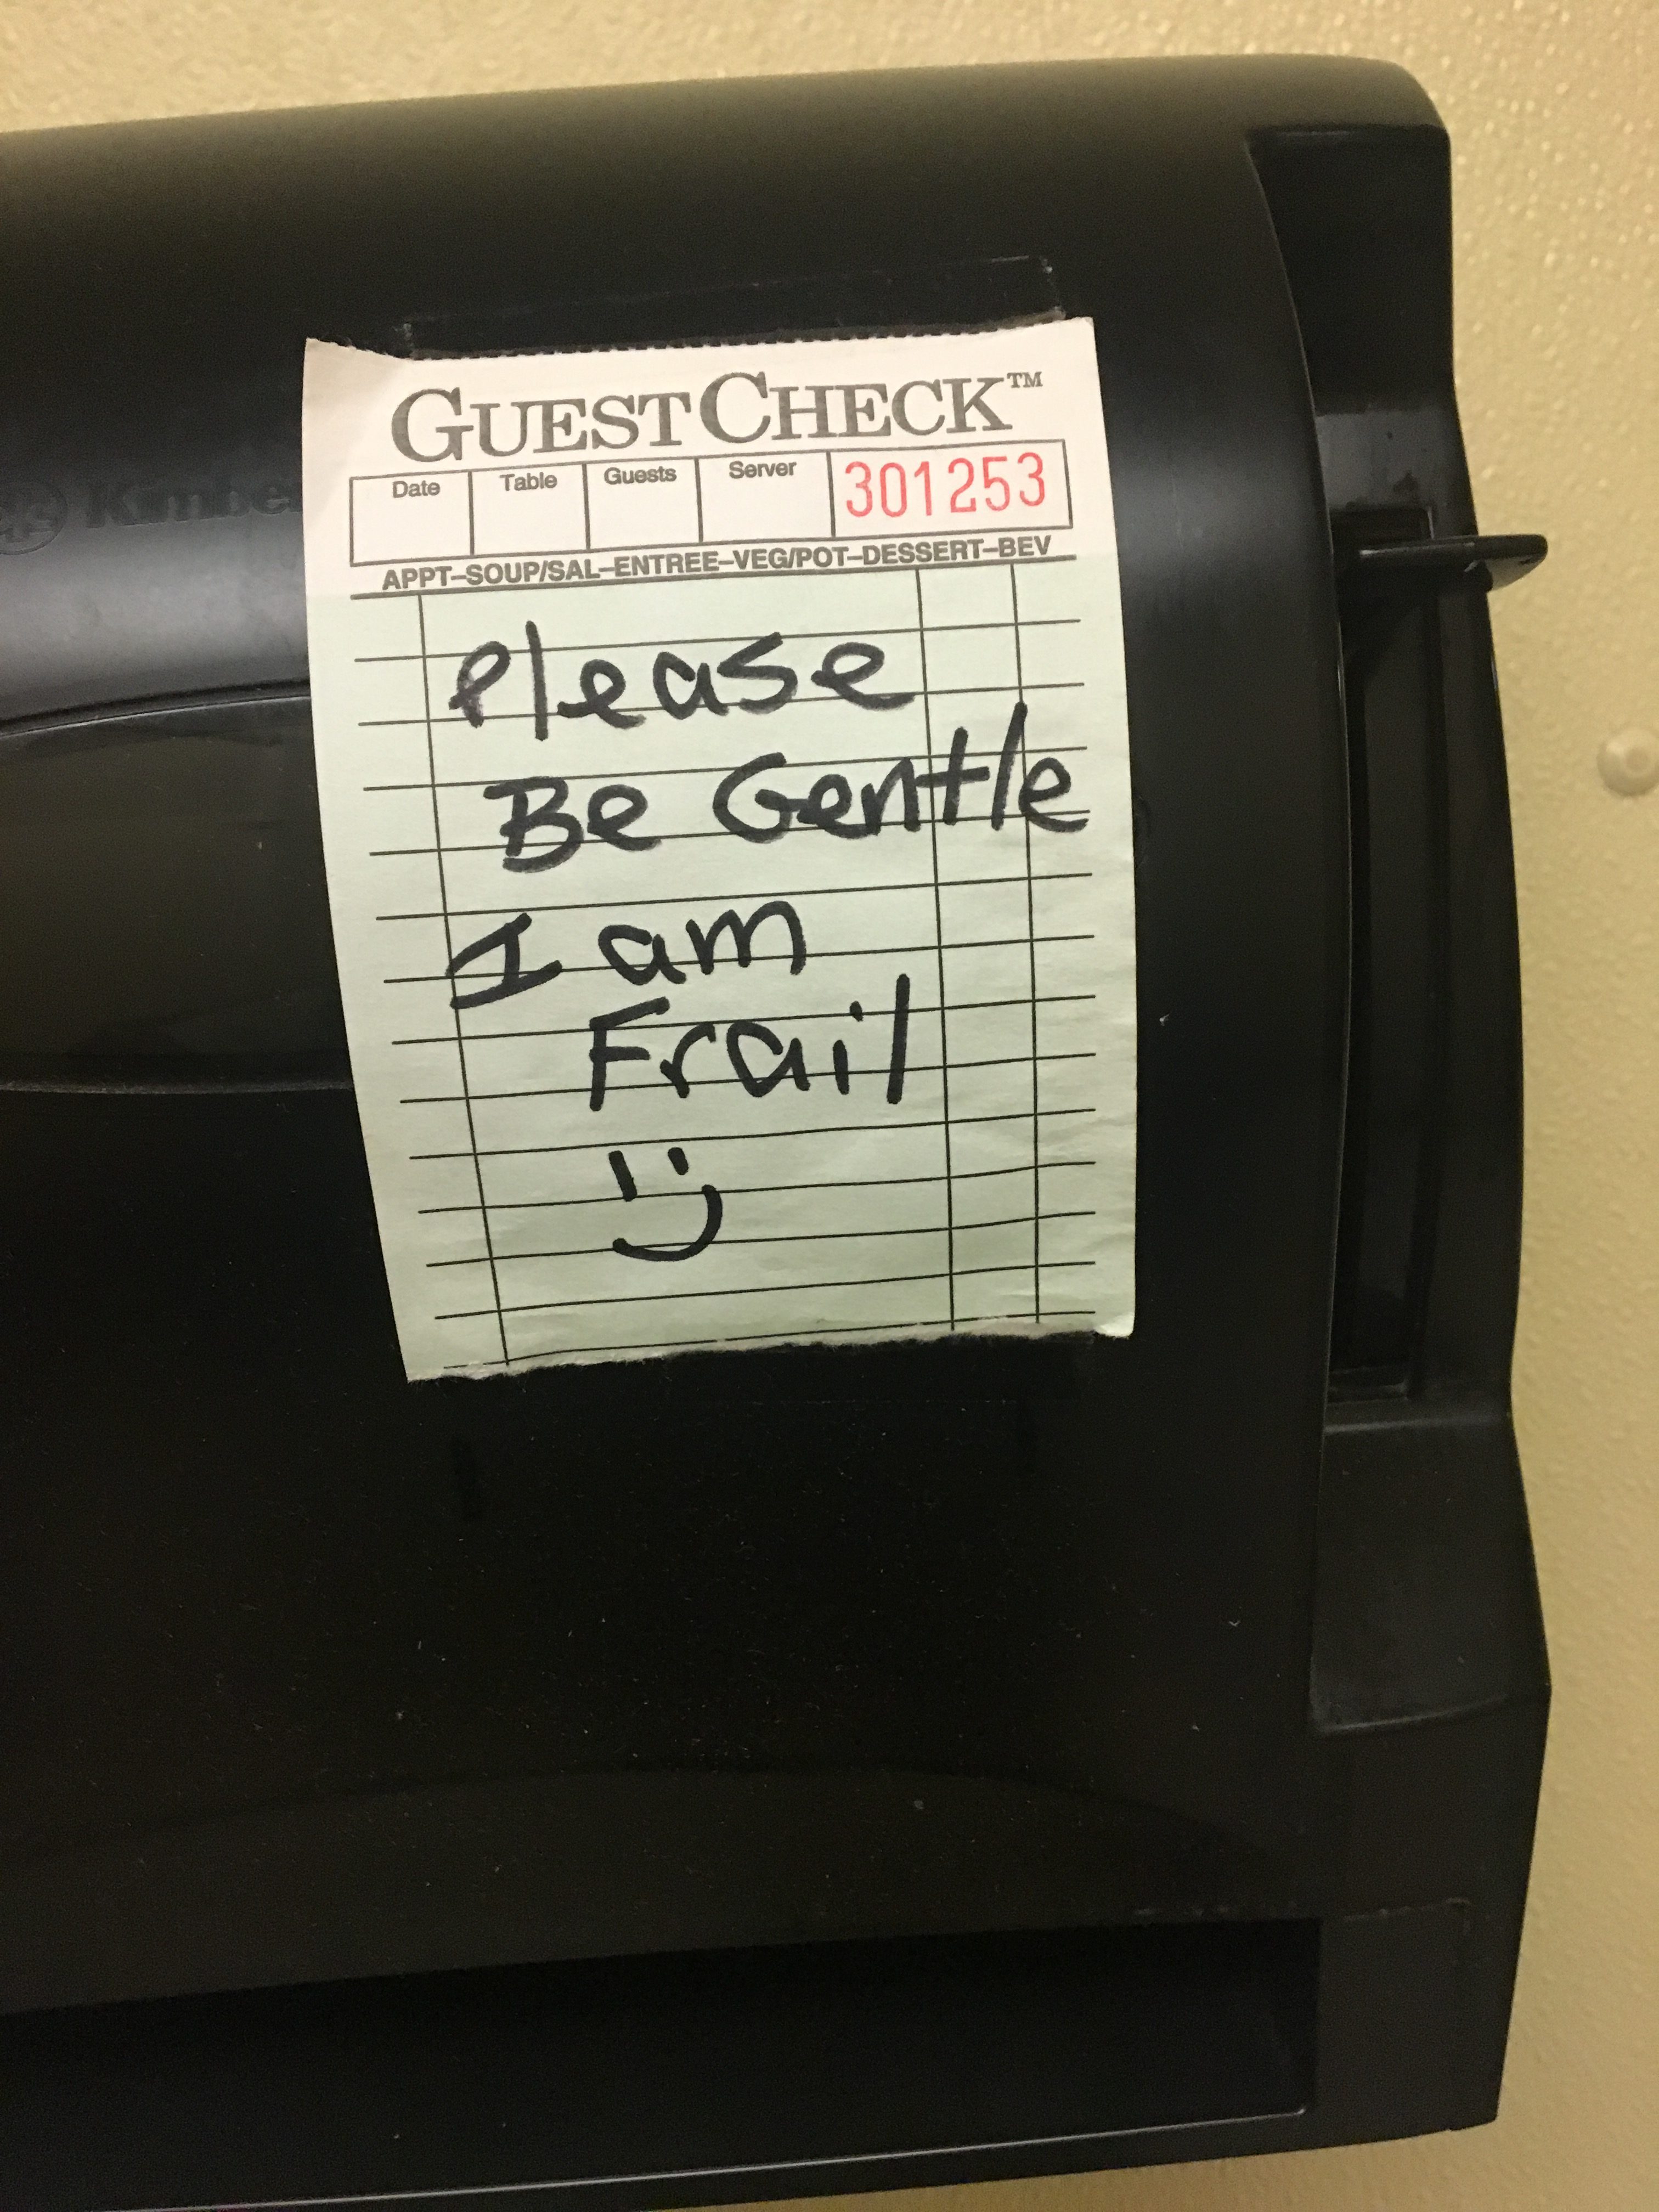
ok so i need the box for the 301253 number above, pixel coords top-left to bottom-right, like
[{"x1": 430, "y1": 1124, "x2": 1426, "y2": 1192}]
[{"x1": 840, "y1": 449, "x2": 1051, "y2": 526}]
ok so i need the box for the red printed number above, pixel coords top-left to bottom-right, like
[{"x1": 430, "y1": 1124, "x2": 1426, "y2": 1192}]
[{"x1": 843, "y1": 450, "x2": 1051, "y2": 524}]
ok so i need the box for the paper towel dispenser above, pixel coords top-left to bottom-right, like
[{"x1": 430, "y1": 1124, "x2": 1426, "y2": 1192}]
[{"x1": 0, "y1": 55, "x2": 1548, "y2": 2212}]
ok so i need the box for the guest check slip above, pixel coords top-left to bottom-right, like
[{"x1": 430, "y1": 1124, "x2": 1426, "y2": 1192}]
[{"x1": 302, "y1": 321, "x2": 1136, "y2": 1378}]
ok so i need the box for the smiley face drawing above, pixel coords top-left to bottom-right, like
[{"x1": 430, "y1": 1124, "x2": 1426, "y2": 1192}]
[{"x1": 606, "y1": 1147, "x2": 724, "y2": 1262}]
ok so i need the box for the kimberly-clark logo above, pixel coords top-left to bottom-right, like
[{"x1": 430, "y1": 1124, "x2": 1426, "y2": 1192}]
[
  {"x1": 0, "y1": 480, "x2": 67, "y2": 554},
  {"x1": 85, "y1": 481, "x2": 300, "y2": 527}
]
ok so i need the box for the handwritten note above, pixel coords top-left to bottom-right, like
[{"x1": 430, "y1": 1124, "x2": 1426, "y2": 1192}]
[{"x1": 302, "y1": 321, "x2": 1135, "y2": 1378}]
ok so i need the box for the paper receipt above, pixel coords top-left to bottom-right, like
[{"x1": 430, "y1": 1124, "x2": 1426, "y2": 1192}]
[{"x1": 301, "y1": 320, "x2": 1135, "y2": 1378}]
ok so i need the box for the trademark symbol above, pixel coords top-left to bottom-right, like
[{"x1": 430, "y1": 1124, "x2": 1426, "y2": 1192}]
[{"x1": 1007, "y1": 370, "x2": 1043, "y2": 390}]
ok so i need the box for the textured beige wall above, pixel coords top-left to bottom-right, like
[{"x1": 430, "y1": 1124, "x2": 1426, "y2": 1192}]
[{"x1": 3, "y1": 3, "x2": 1654, "y2": 2207}]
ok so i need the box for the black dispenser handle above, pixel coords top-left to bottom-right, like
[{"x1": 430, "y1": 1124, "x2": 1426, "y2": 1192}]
[{"x1": 1328, "y1": 524, "x2": 1546, "y2": 1391}]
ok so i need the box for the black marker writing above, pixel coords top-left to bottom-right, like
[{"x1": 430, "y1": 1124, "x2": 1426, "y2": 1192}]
[
  {"x1": 445, "y1": 912, "x2": 562, "y2": 1009},
  {"x1": 659, "y1": 1022, "x2": 717, "y2": 1098},
  {"x1": 526, "y1": 617, "x2": 550, "y2": 741},
  {"x1": 587, "y1": 783, "x2": 658, "y2": 851},
  {"x1": 608, "y1": 1144, "x2": 724, "y2": 1262},
  {"x1": 449, "y1": 640, "x2": 510, "y2": 726},
  {"x1": 487, "y1": 777, "x2": 583, "y2": 871},
  {"x1": 653, "y1": 650, "x2": 727, "y2": 720},
  {"x1": 617, "y1": 1191, "x2": 724, "y2": 1260},
  {"x1": 713, "y1": 752, "x2": 791, "y2": 843},
  {"x1": 557, "y1": 657, "x2": 642, "y2": 729},
  {"x1": 717, "y1": 632, "x2": 797, "y2": 714},
  {"x1": 589, "y1": 996, "x2": 671, "y2": 1109},
  {"x1": 990, "y1": 699, "x2": 1026, "y2": 829},
  {"x1": 486, "y1": 777, "x2": 656, "y2": 871},
  {"x1": 684, "y1": 900, "x2": 806, "y2": 977},
  {"x1": 924, "y1": 727, "x2": 988, "y2": 826},
  {"x1": 861, "y1": 758, "x2": 921, "y2": 833},
  {"x1": 727, "y1": 1020, "x2": 811, "y2": 1097},
  {"x1": 1019, "y1": 755, "x2": 1085, "y2": 831},
  {"x1": 590, "y1": 901, "x2": 808, "y2": 989},
  {"x1": 713, "y1": 711, "x2": 1077, "y2": 846},
  {"x1": 449, "y1": 629, "x2": 912, "y2": 740},
  {"x1": 810, "y1": 640, "x2": 914, "y2": 710},
  {"x1": 886, "y1": 972, "x2": 911, "y2": 1104},
  {"x1": 597, "y1": 924, "x2": 687, "y2": 988}
]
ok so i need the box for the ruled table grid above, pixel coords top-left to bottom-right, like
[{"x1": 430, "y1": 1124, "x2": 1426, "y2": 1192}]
[
  {"x1": 349, "y1": 562, "x2": 1101, "y2": 1371},
  {"x1": 346, "y1": 439, "x2": 1075, "y2": 569}
]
